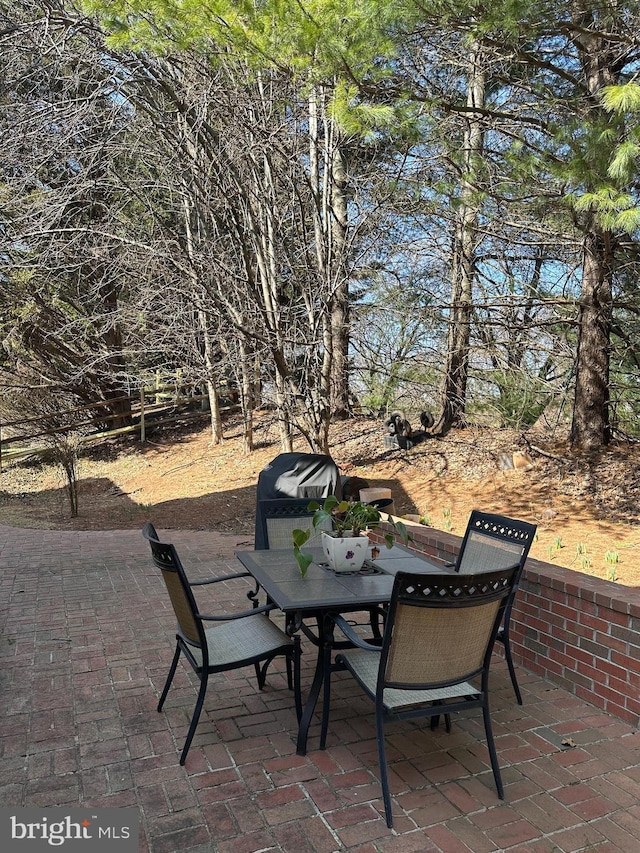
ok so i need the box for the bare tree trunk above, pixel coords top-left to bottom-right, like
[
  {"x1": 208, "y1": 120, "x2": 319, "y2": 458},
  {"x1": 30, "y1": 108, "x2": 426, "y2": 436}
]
[
  {"x1": 199, "y1": 308, "x2": 224, "y2": 444},
  {"x1": 569, "y1": 14, "x2": 616, "y2": 451},
  {"x1": 275, "y1": 372, "x2": 293, "y2": 452},
  {"x1": 309, "y1": 86, "x2": 350, "y2": 424},
  {"x1": 239, "y1": 339, "x2": 255, "y2": 454},
  {"x1": 181, "y1": 188, "x2": 224, "y2": 444},
  {"x1": 329, "y1": 130, "x2": 351, "y2": 420},
  {"x1": 570, "y1": 231, "x2": 612, "y2": 449},
  {"x1": 434, "y1": 43, "x2": 485, "y2": 434}
]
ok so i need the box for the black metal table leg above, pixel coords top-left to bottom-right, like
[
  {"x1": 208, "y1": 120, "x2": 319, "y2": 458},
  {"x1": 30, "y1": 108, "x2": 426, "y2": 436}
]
[{"x1": 296, "y1": 633, "x2": 326, "y2": 755}]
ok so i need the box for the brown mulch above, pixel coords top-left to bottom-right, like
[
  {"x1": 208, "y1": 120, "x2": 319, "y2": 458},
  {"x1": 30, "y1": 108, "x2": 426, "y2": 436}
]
[{"x1": 1, "y1": 413, "x2": 638, "y2": 586}]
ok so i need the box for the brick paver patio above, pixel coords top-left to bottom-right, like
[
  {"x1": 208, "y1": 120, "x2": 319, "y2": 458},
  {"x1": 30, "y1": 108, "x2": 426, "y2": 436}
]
[{"x1": 1, "y1": 523, "x2": 639, "y2": 852}]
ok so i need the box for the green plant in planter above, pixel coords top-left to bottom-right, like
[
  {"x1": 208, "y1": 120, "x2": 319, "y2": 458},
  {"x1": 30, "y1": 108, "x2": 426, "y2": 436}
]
[{"x1": 292, "y1": 495, "x2": 410, "y2": 576}]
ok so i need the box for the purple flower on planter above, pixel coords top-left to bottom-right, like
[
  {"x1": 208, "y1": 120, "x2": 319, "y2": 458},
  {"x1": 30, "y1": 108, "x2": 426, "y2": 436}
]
[{"x1": 345, "y1": 550, "x2": 354, "y2": 560}]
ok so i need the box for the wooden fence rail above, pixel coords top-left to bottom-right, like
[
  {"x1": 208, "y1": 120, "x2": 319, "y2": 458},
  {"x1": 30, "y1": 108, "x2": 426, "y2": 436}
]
[{"x1": 0, "y1": 380, "x2": 214, "y2": 472}]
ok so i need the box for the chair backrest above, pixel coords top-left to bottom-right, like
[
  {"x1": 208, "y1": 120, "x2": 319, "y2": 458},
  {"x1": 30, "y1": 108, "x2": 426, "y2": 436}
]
[
  {"x1": 455, "y1": 510, "x2": 537, "y2": 583},
  {"x1": 255, "y1": 498, "x2": 333, "y2": 550},
  {"x1": 142, "y1": 522, "x2": 204, "y2": 649},
  {"x1": 381, "y1": 567, "x2": 518, "y2": 689}
]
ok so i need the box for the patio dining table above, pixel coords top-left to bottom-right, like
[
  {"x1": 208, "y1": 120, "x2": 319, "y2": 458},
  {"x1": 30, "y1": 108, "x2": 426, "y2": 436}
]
[{"x1": 235, "y1": 544, "x2": 454, "y2": 755}]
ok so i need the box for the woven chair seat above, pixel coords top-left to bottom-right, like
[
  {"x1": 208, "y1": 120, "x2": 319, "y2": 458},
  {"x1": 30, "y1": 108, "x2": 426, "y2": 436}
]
[
  {"x1": 185, "y1": 615, "x2": 294, "y2": 669},
  {"x1": 339, "y1": 647, "x2": 477, "y2": 711}
]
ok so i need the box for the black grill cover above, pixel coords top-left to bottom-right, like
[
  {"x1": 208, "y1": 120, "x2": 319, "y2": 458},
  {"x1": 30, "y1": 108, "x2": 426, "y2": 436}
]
[
  {"x1": 256, "y1": 452, "x2": 342, "y2": 501},
  {"x1": 255, "y1": 452, "x2": 342, "y2": 549}
]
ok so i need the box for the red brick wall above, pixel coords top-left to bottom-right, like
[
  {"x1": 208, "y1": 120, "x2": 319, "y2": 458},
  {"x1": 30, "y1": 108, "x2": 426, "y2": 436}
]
[{"x1": 373, "y1": 522, "x2": 640, "y2": 727}]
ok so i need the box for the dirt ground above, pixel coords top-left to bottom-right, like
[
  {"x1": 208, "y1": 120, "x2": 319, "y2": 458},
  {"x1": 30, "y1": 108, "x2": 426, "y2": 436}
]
[{"x1": 1, "y1": 411, "x2": 639, "y2": 586}]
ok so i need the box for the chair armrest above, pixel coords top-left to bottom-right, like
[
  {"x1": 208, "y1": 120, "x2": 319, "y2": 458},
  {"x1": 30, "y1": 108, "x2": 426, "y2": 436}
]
[
  {"x1": 330, "y1": 614, "x2": 383, "y2": 652},
  {"x1": 198, "y1": 603, "x2": 276, "y2": 621},
  {"x1": 189, "y1": 570, "x2": 252, "y2": 586}
]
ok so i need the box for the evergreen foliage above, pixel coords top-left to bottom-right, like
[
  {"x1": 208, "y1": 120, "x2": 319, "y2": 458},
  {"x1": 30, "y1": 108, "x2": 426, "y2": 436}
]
[{"x1": 2, "y1": 0, "x2": 639, "y2": 450}]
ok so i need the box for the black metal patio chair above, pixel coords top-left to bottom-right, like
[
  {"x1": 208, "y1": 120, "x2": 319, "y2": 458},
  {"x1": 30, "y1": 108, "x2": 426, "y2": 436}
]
[
  {"x1": 321, "y1": 566, "x2": 519, "y2": 827},
  {"x1": 450, "y1": 510, "x2": 537, "y2": 704},
  {"x1": 142, "y1": 522, "x2": 301, "y2": 765}
]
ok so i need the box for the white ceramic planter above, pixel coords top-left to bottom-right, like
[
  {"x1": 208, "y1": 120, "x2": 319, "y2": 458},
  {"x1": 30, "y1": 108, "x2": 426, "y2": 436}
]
[{"x1": 321, "y1": 531, "x2": 370, "y2": 573}]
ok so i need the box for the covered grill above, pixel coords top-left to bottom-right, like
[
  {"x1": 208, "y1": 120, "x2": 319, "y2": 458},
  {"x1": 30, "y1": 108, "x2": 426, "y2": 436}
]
[
  {"x1": 256, "y1": 452, "x2": 342, "y2": 502},
  {"x1": 254, "y1": 452, "x2": 342, "y2": 549}
]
